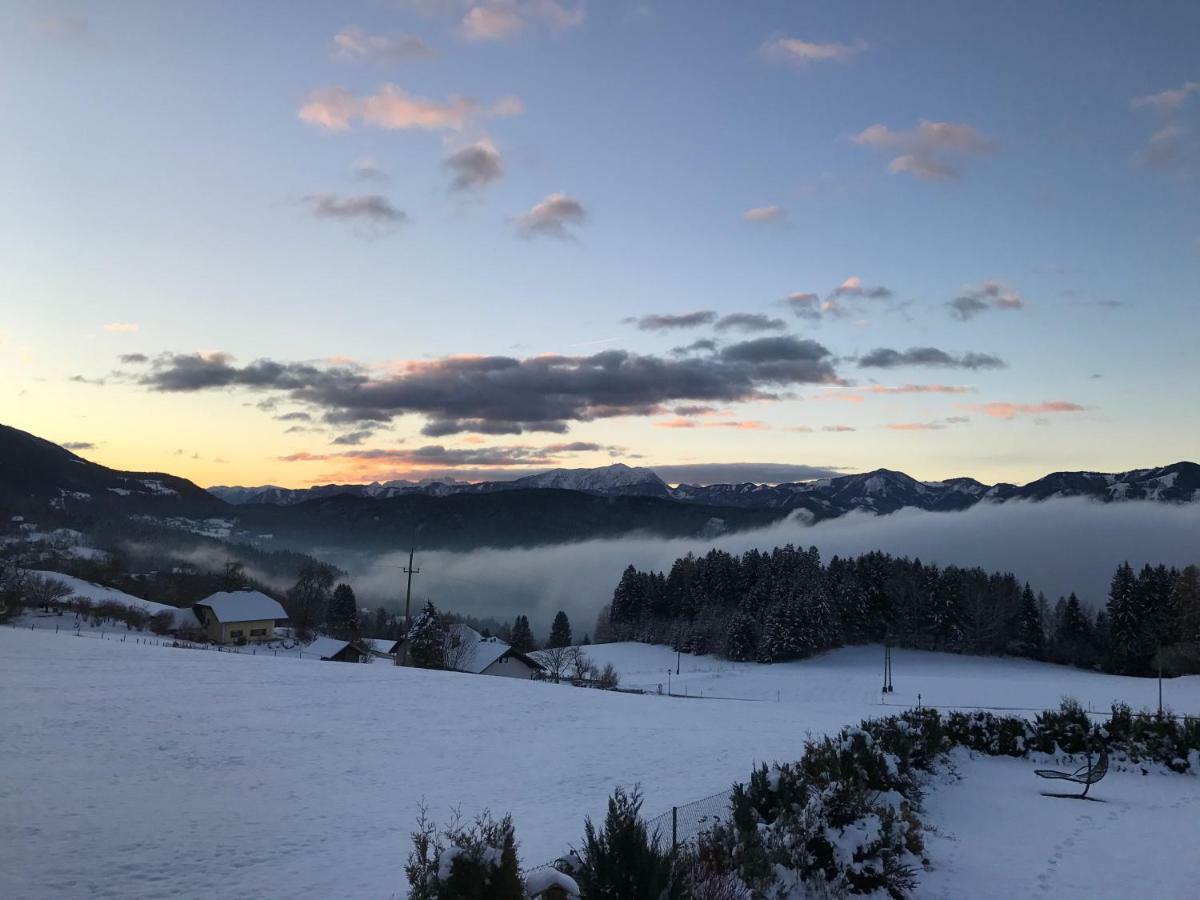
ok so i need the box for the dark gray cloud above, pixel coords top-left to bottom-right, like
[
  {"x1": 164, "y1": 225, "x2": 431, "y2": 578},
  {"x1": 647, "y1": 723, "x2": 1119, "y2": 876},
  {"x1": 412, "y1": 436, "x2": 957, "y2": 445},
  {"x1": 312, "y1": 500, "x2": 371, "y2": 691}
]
[
  {"x1": 831, "y1": 278, "x2": 892, "y2": 300},
  {"x1": 859, "y1": 346, "x2": 1006, "y2": 370},
  {"x1": 118, "y1": 353, "x2": 149, "y2": 364},
  {"x1": 784, "y1": 279, "x2": 894, "y2": 321},
  {"x1": 60, "y1": 441, "x2": 96, "y2": 451},
  {"x1": 421, "y1": 418, "x2": 568, "y2": 436},
  {"x1": 135, "y1": 338, "x2": 838, "y2": 434},
  {"x1": 283, "y1": 443, "x2": 572, "y2": 468},
  {"x1": 331, "y1": 429, "x2": 376, "y2": 446},
  {"x1": 513, "y1": 193, "x2": 585, "y2": 239},
  {"x1": 630, "y1": 310, "x2": 717, "y2": 331},
  {"x1": 714, "y1": 313, "x2": 786, "y2": 333},
  {"x1": 302, "y1": 193, "x2": 408, "y2": 234},
  {"x1": 670, "y1": 339, "x2": 719, "y2": 357},
  {"x1": 784, "y1": 292, "x2": 821, "y2": 320},
  {"x1": 445, "y1": 140, "x2": 503, "y2": 191},
  {"x1": 275, "y1": 411, "x2": 313, "y2": 422},
  {"x1": 949, "y1": 281, "x2": 1027, "y2": 321}
]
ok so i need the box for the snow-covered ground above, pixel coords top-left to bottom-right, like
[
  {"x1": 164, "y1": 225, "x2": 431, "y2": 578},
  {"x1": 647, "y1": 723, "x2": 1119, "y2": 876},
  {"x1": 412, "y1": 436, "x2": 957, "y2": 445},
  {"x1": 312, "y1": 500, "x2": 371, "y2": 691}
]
[
  {"x1": 1, "y1": 630, "x2": 1197, "y2": 899},
  {"x1": 920, "y1": 749, "x2": 1200, "y2": 899}
]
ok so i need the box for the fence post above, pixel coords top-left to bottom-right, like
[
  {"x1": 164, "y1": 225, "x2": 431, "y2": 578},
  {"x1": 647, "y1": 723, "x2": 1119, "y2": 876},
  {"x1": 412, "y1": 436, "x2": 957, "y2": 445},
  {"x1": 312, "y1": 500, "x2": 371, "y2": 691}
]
[{"x1": 672, "y1": 806, "x2": 678, "y2": 854}]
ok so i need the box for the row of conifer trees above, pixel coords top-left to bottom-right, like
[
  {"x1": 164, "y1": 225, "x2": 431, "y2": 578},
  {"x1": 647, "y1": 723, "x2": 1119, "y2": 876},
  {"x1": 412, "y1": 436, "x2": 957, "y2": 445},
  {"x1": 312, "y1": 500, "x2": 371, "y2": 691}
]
[{"x1": 600, "y1": 547, "x2": 1200, "y2": 676}]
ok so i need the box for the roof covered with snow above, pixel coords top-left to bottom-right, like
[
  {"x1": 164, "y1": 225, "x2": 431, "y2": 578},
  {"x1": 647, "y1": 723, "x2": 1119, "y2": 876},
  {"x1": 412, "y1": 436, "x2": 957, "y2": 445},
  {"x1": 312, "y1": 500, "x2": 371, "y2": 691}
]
[
  {"x1": 444, "y1": 624, "x2": 543, "y2": 674},
  {"x1": 194, "y1": 590, "x2": 287, "y2": 623},
  {"x1": 363, "y1": 637, "x2": 400, "y2": 655},
  {"x1": 303, "y1": 637, "x2": 359, "y2": 660}
]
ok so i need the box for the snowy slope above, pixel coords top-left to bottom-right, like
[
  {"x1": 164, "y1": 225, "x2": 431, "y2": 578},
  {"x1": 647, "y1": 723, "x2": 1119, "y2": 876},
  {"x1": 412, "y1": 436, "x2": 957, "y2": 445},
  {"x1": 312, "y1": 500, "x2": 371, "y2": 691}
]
[
  {"x1": 28, "y1": 571, "x2": 179, "y2": 617},
  {"x1": 1, "y1": 631, "x2": 1198, "y2": 899}
]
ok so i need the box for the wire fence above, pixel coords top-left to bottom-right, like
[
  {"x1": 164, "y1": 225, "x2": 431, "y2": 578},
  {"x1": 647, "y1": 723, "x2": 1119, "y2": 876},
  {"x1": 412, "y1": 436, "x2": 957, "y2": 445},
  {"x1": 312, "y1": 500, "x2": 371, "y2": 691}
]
[
  {"x1": 880, "y1": 697, "x2": 1198, "y2": 725},
  {"x1": 1, "y1": 619, "x2": 316, "y2": 658},
  {"x1": 645, "y1": 788, "x2": 734, "y2": 850}
]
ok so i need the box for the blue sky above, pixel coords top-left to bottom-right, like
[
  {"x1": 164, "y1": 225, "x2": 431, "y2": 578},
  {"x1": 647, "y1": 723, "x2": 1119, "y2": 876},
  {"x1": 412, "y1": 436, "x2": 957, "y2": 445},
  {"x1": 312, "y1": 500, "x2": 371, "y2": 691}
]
[{"x1": 1, "y1": 1, "x2": 1197, "y2": 487}]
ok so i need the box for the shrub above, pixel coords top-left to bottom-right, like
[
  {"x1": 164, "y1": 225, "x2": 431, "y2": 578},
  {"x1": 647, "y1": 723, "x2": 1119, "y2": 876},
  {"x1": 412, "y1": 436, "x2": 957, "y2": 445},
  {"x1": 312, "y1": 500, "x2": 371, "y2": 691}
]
[
  {"x1": 148, "y1": 611, "x2": 174, "y2": 635},
  {"x1": 405, "y1": 807, "x2": 524, "y2": 900},
  {"x1": 594, "y1": 663, "x2": 620, "y2": 690},
  {"x1": 570, "y1": 786, "x2": 686, "y2": 900},
  {"x1": 1031, "y1": 697, "x2": 1093, "y2": 754}
]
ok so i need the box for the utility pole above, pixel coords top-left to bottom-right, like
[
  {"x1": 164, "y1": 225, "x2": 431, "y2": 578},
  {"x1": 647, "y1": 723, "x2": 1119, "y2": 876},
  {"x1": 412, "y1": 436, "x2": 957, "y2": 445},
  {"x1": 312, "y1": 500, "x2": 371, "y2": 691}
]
[
  {"x1": 676, "y1": 649, "x2": 681, "y2": 675},
  {"x1": 399, "y1": 546, "x2": 420, "y2": 667}
]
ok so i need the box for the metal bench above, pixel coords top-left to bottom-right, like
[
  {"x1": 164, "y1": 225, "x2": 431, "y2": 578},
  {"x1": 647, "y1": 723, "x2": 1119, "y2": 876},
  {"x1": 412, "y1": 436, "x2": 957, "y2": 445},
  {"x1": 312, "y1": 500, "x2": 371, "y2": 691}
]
[{"x1": 1035, "y1": 749, "x2": 1109, "y2": 800}]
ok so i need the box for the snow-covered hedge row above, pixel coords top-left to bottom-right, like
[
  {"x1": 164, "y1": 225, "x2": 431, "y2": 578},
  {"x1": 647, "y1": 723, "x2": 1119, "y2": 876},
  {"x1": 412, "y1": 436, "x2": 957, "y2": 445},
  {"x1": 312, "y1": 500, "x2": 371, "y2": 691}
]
[
  {"x1": 403, "y1": 703, "x2": 1199, "y2": 899},
  {"x1": 691, "y1": 702, "x2": 1200, "y2": 898}
]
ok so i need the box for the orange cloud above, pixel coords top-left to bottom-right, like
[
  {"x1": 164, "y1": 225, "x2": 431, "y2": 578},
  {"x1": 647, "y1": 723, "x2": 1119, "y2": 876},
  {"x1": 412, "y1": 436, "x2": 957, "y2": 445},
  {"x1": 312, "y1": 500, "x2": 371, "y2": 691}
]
[
  {"x1": 964, "y1": 401, "x2": 1085, "y2": 420},
  {"x1": 103, "y1": 322, "x2": 139, "y2": 333},
  {"x1": 866, "y1": 383, "x2": 972, "y2": 395},
  {"x1": 656, "y1": 418, "x2": 769, "y2": 430},
  {"x1": 886, "y1": 422, "x2": 945, "y2": 431}
]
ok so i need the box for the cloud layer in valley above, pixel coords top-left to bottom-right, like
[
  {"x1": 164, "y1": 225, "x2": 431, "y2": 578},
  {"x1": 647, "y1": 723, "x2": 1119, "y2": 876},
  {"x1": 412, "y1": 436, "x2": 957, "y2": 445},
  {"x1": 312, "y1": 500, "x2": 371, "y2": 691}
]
[{"x1": 344, "y1": 499, "x2": 1200, "y2": 633}]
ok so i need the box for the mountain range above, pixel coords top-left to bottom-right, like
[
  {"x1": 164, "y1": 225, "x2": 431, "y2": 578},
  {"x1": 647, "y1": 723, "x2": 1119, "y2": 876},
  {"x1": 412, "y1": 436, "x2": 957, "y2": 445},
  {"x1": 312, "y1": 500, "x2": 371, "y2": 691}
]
[
  {"x1": 3, "y1": 423, "x2": 1198, "y2": 553},
  {"x1": 211, "y1": 459, "x2": 1200, "y2": 515}
]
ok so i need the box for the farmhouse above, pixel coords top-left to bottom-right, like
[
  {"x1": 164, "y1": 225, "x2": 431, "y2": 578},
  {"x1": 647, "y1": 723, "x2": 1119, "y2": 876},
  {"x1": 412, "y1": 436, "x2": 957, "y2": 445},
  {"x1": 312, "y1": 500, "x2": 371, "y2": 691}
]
[
  {"x1": 192, "y1": 590, "x2": 287, "y2": 644},
  {"x1": 443, "y1": 624, "x2": 546, "y2": 679},
  {"x1": 303, "y1": 636, "x2": 367, "y2": 663}
]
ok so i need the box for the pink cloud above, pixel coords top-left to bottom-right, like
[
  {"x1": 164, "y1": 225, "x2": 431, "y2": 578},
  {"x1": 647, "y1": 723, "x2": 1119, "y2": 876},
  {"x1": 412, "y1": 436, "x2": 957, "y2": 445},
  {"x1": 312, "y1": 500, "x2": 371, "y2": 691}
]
[
  {"x1": 963, "y1": 401, "x2": 1086, "y2": 420},
  {"x1": 299, "y1": 84, "x2": 522, "y2": 132}
]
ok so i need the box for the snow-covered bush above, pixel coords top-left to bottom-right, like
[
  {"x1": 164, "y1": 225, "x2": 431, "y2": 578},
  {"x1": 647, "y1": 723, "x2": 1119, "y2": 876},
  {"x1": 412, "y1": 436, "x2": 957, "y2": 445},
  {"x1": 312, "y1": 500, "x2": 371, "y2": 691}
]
[
  {"x1": 404, "y1": 806, "x2": 524, "y2": 900},
  {"x1": 1030, "y1": 697, "x2": 1092, "y2": 754},
  {"x1": 566, "y1": 786, "x2": 687, "y2": 900},
  {"x1": 719, "y1": 728, "x2": 921, "y2": 899}
]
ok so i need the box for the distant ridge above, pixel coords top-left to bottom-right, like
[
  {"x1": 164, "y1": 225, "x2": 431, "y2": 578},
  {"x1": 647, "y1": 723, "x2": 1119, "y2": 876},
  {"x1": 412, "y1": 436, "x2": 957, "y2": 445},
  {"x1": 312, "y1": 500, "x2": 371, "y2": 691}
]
[
  {"x1": 209, "y1": 460, "x2": 1200, "y2": 516},
  {"x1": 3, "y1": 422, "x2": 1197, "y2": 553}
]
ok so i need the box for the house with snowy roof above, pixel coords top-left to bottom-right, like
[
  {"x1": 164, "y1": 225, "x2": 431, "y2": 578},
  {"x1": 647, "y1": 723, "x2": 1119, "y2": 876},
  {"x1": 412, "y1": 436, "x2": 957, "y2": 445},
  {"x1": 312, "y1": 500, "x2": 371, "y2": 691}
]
[
  {"x1": 303, "y1": 636, "x2": 367, "y2": 663},
  {"x1": 362, "y1": 637, "x2": 401, "y2": 659},
  {"x1": 192, "y1": 590, "x2": 288, "y2": 644},
  {"x1": 441, "y1": 624, "x2": 545, "y2": 679}
]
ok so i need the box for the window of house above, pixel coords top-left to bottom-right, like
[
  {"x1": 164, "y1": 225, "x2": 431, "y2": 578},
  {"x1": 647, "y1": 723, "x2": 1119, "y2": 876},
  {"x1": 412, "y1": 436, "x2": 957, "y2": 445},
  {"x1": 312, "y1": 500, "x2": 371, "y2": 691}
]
[
  {"x1": 230, "y1": 629, "x2": 243, "y2": 638},
  {"x1": 250, "y1": 628, "x2": 266, "y2": 637}
]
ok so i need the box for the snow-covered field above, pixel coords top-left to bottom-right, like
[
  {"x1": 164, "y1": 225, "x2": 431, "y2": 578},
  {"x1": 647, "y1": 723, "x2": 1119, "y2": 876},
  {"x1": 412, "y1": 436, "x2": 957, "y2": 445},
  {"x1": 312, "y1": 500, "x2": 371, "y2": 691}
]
[{"x1": 1, "y1": 629, "x2": 1198, "y2": 899}]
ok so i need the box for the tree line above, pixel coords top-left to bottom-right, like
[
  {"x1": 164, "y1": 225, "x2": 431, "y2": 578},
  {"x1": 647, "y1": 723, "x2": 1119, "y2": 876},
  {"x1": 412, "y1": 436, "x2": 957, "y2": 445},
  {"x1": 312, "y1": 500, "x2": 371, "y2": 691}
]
[{"x1": 600, "y1": 546, "x2": 1200, "y2": 676}]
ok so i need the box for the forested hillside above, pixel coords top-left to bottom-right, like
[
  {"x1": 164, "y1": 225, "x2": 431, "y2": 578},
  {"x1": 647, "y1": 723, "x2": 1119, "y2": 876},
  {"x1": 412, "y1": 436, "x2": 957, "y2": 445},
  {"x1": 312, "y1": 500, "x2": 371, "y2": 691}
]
[{"x1": 603, "y1": 546, "x2": 1200, "y2": 676}]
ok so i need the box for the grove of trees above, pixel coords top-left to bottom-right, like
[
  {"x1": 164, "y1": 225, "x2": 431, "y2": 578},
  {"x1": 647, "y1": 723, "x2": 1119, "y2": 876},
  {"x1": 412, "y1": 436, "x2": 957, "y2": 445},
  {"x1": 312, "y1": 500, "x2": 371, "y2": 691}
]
[{"x1": 602, "y1": 546, "x2": 1200, "y2": 676}]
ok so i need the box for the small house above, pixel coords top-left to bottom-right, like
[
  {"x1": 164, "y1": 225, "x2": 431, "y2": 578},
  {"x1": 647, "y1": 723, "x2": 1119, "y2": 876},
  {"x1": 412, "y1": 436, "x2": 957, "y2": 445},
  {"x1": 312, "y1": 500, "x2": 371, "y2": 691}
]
[
  {"x1": 443, "y1": 624, "x2": 546, "y2": 679},
  {"x1": 362, "y1": 637, "x2": 401, "y2": 659},
  {"x1": 303, "y1": 636, "x2": 367, "y2": 663},
  {"x1": 192, "y1": 590, "x2": 287, "y2": 644}
]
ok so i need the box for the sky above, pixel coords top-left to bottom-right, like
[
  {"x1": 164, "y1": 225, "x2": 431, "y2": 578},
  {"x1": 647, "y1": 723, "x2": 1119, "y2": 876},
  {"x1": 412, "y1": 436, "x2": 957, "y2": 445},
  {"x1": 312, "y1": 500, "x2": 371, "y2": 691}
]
[{"x1": 1, "y1": 0, "x2": 1198, "y2": 489}]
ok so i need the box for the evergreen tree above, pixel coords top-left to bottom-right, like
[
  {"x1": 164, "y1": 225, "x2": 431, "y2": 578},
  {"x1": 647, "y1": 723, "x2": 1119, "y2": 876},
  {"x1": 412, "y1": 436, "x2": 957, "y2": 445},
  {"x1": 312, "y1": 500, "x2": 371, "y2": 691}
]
[
  {"x1": 509, "y1": 615, "x2": 536, "y2": 653},
  {"x1": 573, "y1": 787, "x2": 685, "y2": 900},
  {"x1": 1106, "y1": 562, "x2": 1143, "y2": 673},
  {"x1": 407, "y1": 601, "x2": 446, "y2": 669},
  {"x1": 548, "y1": 610, "x2": 572, "y2": 648},
  {"x1": 326, "y1": 582, "x2": 359, "y2": 639},
  {"x1": 725, "y1": 610, "x2": 757, "y2": 661},
  {"x1": 1012, "y1": 584, "x2": 1044, "y2": 658}
]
